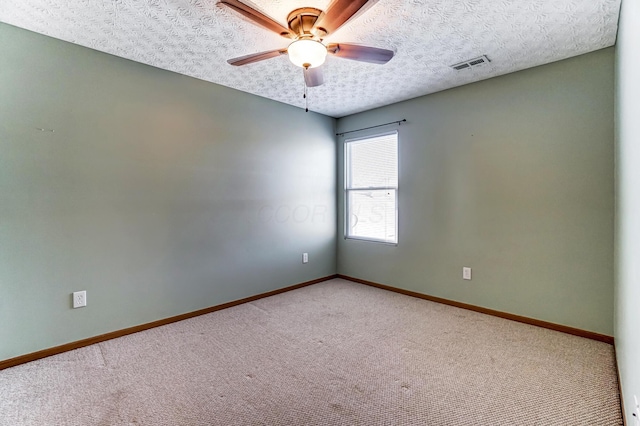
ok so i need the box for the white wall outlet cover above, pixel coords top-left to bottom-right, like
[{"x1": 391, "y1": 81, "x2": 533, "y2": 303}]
[
  {"x1": 302, "y1": 253, "x2": 309, "y2": 264},
  {"x1": 463, "y1": 267, "x2": 472, "y2": 280},
  {"x1": 73, "y1": 291, "x2": 87, "y2": 308}
]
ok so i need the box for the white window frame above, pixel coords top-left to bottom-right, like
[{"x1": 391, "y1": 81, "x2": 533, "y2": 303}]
[{"x1": 344, "y1": 131, "x2": 398, "y2": 245}]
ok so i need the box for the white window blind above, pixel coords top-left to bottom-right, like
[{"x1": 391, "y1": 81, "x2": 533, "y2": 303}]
[{"x1": 345, "y1": 132, "x2": 398, "y2": 244}]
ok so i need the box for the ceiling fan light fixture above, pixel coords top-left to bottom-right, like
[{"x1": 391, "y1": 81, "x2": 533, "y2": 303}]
[{"x1": 288, "y1": 39, "x2": 327, "y2": 68}]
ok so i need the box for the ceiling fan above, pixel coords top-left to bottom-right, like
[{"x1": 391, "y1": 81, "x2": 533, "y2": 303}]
[{"x1": 219, "y1": 0, "x2": 395, "y2": 88}]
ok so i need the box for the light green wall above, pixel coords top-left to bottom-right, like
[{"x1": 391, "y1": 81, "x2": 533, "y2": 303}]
[
  {"x1": 337, "y1": 48, "x2": 615, "y2": 335},
  {"x1": 0, "y1": 23, "x2": 336, "y2": 361},
  {"x1": 615, "y1": 0, "x2": 640, "y2": 421}
]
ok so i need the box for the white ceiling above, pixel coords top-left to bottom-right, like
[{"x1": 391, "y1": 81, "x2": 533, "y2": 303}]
[{"x1": 0, "y1": 0, "x2": 621, "y2": 118}]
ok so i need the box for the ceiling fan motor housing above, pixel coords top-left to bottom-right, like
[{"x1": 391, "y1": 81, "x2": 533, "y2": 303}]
[{"x1": 287, "y1": 8, "x2": 326, "y2": 39}]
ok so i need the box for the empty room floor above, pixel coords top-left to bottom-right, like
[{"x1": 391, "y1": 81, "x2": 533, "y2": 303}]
[{"x1": 0, "y1": 279, "x2": 623, "y2": 425}]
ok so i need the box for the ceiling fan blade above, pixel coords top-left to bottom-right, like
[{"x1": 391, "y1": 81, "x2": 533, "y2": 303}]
[
  {"x1": 227, "y1": 49, "x2": 287, "y2": 66},
  {"x1": 303, "y1": 67, "x2": 324, "y2": 87},
  {"x1": 313, "y1": 0, "x2": 380, "y2": 36},
  {"x1": 326, "y1": 43, "x2": 394, "y2": 64},
  {"x1": 219, "y1": 0, "x2": 293, "y2": 38}
]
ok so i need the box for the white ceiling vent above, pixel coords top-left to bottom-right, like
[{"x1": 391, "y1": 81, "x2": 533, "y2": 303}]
[{"x1": 451, "y1": 55, "x2": 491, "y2": 71}]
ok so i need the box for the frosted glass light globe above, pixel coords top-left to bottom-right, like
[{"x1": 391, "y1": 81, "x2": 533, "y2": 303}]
[{"x1": 288, "y1": 39, "x2": 327, "y2": 68}]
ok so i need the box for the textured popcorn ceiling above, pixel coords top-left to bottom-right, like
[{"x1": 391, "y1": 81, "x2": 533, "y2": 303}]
[{"x1": 0, "y1": 0, "x2": 621, "y2": 117}]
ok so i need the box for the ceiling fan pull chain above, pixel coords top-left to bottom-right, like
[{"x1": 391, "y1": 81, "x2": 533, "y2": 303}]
[{"x1": 304, "y1": 80, "x2": 309, "y2": 112}]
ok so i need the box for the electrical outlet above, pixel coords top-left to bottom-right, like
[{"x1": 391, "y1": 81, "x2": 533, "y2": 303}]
[
  {"x1": 73, "y1": 291, "x2": 87, "y2": 308},
  {"x1": 633, "y1": 395, "x2": 639, "y2": 426},
  {"x1": 462, "y1": 267, "x2": 472, "y2": 280},
  {"x1": 302, "y1": 253, "x2": 309, "y2": 264}
]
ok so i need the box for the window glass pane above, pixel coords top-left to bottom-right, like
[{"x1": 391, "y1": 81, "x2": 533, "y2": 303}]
[
  {"x1": 348, "y1": 134, "x2": 397, "y2": 188},
  {"x1": 348, "y1": 189, "x2": 397, "y2": 243}
]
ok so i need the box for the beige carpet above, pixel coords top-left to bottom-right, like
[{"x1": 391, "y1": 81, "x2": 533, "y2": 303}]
[{"x1": 0, "y1": 279, "x2": 622, "y2": 425}]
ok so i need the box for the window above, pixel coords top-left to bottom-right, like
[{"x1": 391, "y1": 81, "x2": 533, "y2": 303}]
[{"x1": 345, "y1": 131, "x2": 398, "y2": 244}]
